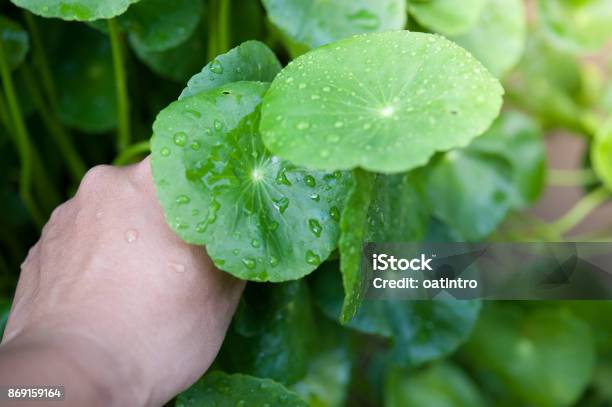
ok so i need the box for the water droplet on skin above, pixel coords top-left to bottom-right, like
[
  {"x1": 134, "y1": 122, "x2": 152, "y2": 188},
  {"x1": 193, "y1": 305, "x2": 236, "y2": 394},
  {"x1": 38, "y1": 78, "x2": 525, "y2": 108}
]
[
  {"x1": 308, "y1": 219, "x2": 322, "y2": 237},
  {"x1": 176, "y1": 195, "x2": 190, "y2": 204},
  {"x1": 124, "y1": 228, "x2": 138, "y2": 243},
  {"x1": 210, "y1": 59, "x2": 224, "y2": 74},
  {"x1": 329, "y1": 206, "x2": 340, "y2": 221},
  {"x1": 242, "y1": 257, "x2": 256, "y2": 270},
  {"x1": 305, "y1": 250, "x2": 321, "y2": 265},
  {"x1": 297, "y1": 121, "x2": 310, "y2": 130},
  {"x1": 168, "y1": 261, "x2": 186, "y2": 273},
  {"x1": 304, "y1": 175, "x2": 316, "y2": 187},
  {"x1": 251, "y1": 239, "x2": 261, "y2": 248},
  {"x1": 173, "y1": 132, "x2": 187, "y2": 146},
  {"x1": 160, "y1": 147, "x2": 170, "y2": 157}
]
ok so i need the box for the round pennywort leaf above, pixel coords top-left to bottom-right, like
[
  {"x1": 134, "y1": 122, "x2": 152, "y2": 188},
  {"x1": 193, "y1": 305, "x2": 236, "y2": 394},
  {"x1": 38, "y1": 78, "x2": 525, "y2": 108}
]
[
  {"x1": 262, "y1": 0, "x2": 406, "y2": 49},
  {"x1": 260, "y1": 31, "x2": 504, "y2": 174},
  {"x1": 152, "y1": 82, "x2": 351, "y2": 281},
  {"x1": 10, "y1": 0, "x2": 142, "y2": 21}
]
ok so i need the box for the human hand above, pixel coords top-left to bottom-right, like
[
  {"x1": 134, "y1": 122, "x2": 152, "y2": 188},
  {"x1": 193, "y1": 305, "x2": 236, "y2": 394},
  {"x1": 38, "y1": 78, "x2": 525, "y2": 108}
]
[{"x1": 0, "y1": 158, "x2": 245, "y2": 406}]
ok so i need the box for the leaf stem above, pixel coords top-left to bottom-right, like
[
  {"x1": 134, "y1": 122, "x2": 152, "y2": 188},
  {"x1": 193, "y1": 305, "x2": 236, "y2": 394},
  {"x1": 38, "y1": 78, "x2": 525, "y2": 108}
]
[
  {"x1": 550, "y1": 187, "x2": 610, "y2": 236},
  {"x1": 548, "y1": 168, "x2": 597, "y2": 187},
  {"x1": 218, "y1": 0, "x2": 231, "y2": 54},
  {"x1": 112, "y1": 140, "x2": 150, "y2": 165},
  {"x1": 0, "y1": 39, "x2": 44, "y2": 227},
  {"x1": 207, "y1": 0, "x2": 219, "y2": 61},
  {"x1": 21, "y1": 66, "x2": 86, "y2": 181},
  {"x1": 107, "y1": 18, "x2": 131, "y2": 152}
]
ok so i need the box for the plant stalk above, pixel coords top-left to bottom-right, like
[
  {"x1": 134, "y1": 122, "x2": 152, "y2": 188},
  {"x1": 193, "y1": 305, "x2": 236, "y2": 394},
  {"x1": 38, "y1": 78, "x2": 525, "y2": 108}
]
[
  {"x1": 0, "y1": 39, "x2": 44, "y2": 227},
  {"x1": 107, "y1": 18, "x2": 131, "y2": 152},
  {"x1": 551, "y1": 187, "x2": 610, "y2": 236},
  {"x1": 548, "y1": 168, "x2": 597, "y2": 187},
  {"x1": 21, "y1": 66, "x2": 86, "y2": 181},
  {"x1": 112, "y1": 141, "x2": 150, "y2": 165}
]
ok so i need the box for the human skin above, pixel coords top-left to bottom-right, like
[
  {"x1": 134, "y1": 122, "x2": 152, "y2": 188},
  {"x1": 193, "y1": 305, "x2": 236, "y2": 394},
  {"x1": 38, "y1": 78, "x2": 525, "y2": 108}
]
[{"x1": 0, "y1": 158, "x2": 245, "y2": 406}]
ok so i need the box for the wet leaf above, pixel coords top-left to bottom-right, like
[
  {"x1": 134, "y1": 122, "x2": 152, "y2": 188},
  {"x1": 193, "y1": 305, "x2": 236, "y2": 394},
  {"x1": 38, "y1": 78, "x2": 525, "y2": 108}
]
[
  {"x1": 0, "y1": 16, "x2": 29, "y2": 72},
  {"x1": 180, "y1": 40, "x2": 282, "y2": 99},
  {"x1": 10, "y1": 0, "x2": 142, "y2": 21},
  {"x1": 262, "y1": 0, "x2": 406, "y2": 49},
  {"x1": 120, "y1": 0, "x2": 202, "y2": 52},
  {"x1": 260, "y1": 31, "x2": 503, "y2": 173},
  {"x1": 338, "y1": 169, "x2": 375, "y2": 323},
  {"x1": 451, "y1": 0, "x2": 526, "y2": 77},
  {"x1": 408, "y1": 0, "x2": 485, "y2": 36},
  {"x1": 151, "y1": 82, "x2": 351, "y2": 281},
  {"x1": 339, "y1": 170, "x2": 429, "y2": 322},
  {"x1": 176, "y1": 371, "x2": 307, "y2": 407}
]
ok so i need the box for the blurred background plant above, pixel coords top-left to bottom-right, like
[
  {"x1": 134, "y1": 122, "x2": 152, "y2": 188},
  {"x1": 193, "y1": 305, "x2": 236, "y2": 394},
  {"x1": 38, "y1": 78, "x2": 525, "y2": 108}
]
[{"x1": 1, "y1": 0, "x2": 612, "y2": 406}]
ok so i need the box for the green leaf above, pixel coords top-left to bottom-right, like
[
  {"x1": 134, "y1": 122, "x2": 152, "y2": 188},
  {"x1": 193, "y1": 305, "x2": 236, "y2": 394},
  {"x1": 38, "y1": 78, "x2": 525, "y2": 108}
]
[
  {"x1": 385, "y1": 363, "x2": 485, "y2": 407},
  {"x1": 505, "y1": 35, "x2": 583, "y2": 131},
  {"x1": 339, "y1": 170, "x2": 429, "y2": 322},
  {"x1": 219, "y1": 281, "x2": 315, "y2": 384},
  {"x1": 338, "y1": 169, "x2": 375, "y2": 323},
  {"x1": 152, "y1": 81, "x2": 351, "y2": 281},
  {"x1": 10, "y1": 0, "x2": 141, "y2": 21},
  {"x1": 180, "y1": 41, "x2": 282, "y2": 99},
  {"x1": 176, "y1": 371, "x2": 307, "y2": 407},
  {"x1": 462, "y1": 304, "x2": 595, "y2": 407},
  {"x1": 408, "y1": 0, "x2": 485, "y2": 36},
  {"x1": 426, "y1": 111, "x2": 545, "y2": 241},
  {"x1": 311, "y1": 263, "x2": 481, "y2": 367},
  {"x1": 451, "y1": 0, "x2": 526, "y2": 77},
  {"x1": 53, "y1": 25, "x2": 117, "y2": 133},
  {"x1": 260, "y1": 31, "x2": 504, "y2": 174},
  {"x1": 132, "y1": 22, "x2": 206, "y2": 83},
  {"x1": 591, "y1": 120, "x2": 612, "y2": 191},
  {"x1": 468, "y1": 110, "x2": 546, "y2": 208},
  {"x1": 261, "y1": 0, "x2": 406, "y2": 49},
  {"x1": 120, "y1": 0, "x2": 202, "y2": 52},
  {"x1": 538, "y1": 0, "x2": 612, "y2": 52},
  {"x1": 0, "y1": 16, "x2": 29, "y2": 72},
  {"x1": 426, "y1": 150, "x2": 516, "y2": 241}
]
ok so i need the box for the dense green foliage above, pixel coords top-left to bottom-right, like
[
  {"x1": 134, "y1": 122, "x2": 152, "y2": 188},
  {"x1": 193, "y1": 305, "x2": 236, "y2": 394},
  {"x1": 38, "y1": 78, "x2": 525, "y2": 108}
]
[{"x1": 1, "y1": 0, "x2": 612, "y2": 405}]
